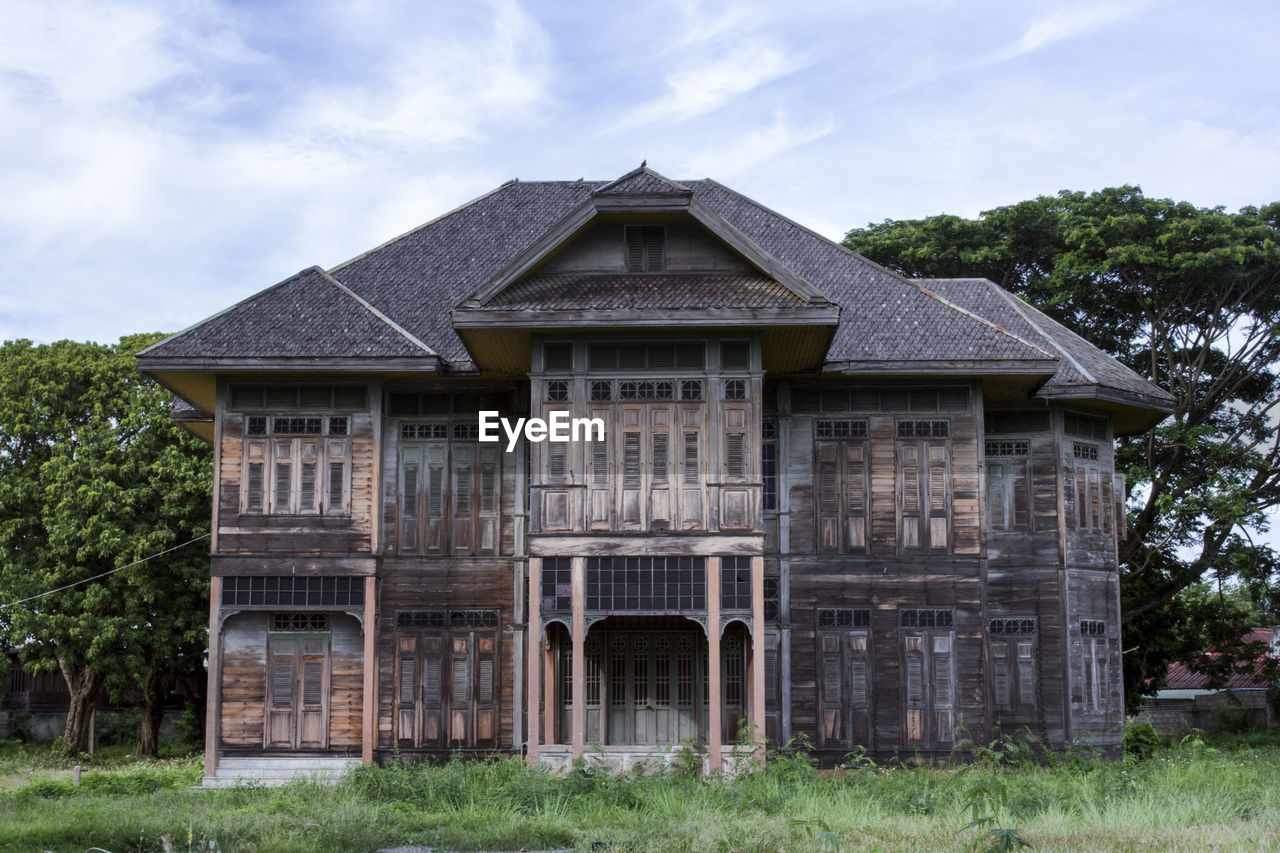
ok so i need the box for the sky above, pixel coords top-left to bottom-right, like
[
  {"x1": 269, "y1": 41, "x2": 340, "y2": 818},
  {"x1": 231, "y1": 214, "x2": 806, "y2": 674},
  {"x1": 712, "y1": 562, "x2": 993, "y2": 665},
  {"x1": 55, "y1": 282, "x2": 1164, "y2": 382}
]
[{"x1": 0, "y1": 0, "x2": 1278, "y2": 345}]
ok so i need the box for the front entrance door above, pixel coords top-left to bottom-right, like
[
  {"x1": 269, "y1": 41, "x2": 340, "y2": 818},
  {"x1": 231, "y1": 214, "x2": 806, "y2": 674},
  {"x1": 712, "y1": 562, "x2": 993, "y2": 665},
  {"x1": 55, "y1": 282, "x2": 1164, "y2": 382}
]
[
  {"x1": 559, "y1": 629, "x2": 706, "y2": 745},
  {"x1": 266, "y1": 634, "x2": 329, "y2": 749}
]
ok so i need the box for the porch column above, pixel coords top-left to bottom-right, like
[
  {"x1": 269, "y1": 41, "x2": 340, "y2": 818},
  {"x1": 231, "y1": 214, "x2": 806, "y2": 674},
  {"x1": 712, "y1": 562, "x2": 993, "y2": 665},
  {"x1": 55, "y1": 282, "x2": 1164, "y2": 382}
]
[
  {"x1": 570, "y1": 556, "x2": 585, "y2": 760},
  {"x1": 751, "y1": 555, "x2": 766, "y2": 764},
  {"x1": 204, "y1": 576, "x2": 221, "y2": 780},
  {"x1": 526, "y1": 557, "x2": 541, "y2": 766},
  {"x1": 707, "y1": 556, "x2": 723, "y2": 773},
  {"x1": 543, "y1": 635, "x2": 556, "y2": 743},
  {"x1": 361, "y1": 575, "x2": 377, "y2": 765}
]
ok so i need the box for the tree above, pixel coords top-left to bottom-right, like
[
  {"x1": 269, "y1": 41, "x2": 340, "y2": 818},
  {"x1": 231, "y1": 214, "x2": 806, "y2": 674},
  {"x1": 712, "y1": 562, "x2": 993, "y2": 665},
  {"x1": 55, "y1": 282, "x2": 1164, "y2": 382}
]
[
  {"x1": 0, "y1": 335, "x2": 212, "y2": 754},
  {"x1": 844, "y1": 188, "x2": 1280, "y2": 707}
]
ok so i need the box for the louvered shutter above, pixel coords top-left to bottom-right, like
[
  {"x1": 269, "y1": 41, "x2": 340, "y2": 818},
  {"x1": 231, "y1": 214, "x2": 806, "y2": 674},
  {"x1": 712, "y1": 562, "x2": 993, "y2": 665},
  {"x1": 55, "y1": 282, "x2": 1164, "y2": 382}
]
[
  {"x1": 1017, "y1": 642, "x2": 1036, "y2": 707},
  {"x1": 1012, "y1": 460, "x2": 1029, "y2": 528},
  {"x1": 817, "y1": 443, "x2": 840, "y2": 553},
  {"x1": 992, "y1": 641, "x2": 1010, "y2": 709},
  {"x1": 302, "y1": 660, "x2": 324, "y2": 706},
  {"x1": 846, "y1": 443, "x2": 868, "y2": 551},
  {"x1": 271, "y1": 656, "x2": 294, "y2": 707},
  {"x1": 652, "y1": 432, "x2": 668, "y2": 483},
  {"x1": 725, "y1": 433, "x2": 745, "y2": 479},
  {"x1": 926, "y1": 443, "x2": 950, "y2": 551},
  {"x1": 899, "y1": 444, "x2": 922, "y2": 550},
  {"x1": 246, "y1": 461, "x2": 264, "y2": 512},
  {"x1": 400, "y1": 447, "x2": 420, "y2": 552}
]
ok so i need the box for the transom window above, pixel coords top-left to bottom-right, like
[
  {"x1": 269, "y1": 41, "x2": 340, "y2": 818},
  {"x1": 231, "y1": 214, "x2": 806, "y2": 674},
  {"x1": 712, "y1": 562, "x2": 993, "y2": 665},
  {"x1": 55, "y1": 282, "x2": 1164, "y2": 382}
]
[
  {"x1": 816, "y1": 419, "x2": 868, "y2": 439},
  {"x1": 396, "y1": 610, "x2": 498, "y2": 629},
  {"x1": 1064, "y1": 412, "x2": 1108, "y2": 441},
  {"x1": 401, "y1": 422, "x2": 449, "y2": 440},
  {"x1": 1080, "y1": 619, "x2": 1107, "y2": 636},
  {"x1": 540, "y1": 558, "x2": 573, "y2": 611},
  {"x1": 584, "y1": 557, "x2": 706, "y2": 611},
  {"x1": 793, "y1": 387, "x2": 969, "y2": 414},
  {"x1": 588, "y1": 341, "x2": 704, "y2": 371},
  {"x1": 1072, "y1": 442, "x2": 1099, "y2": 460},
  {"x1": 229, "y1": 384, "x2": 366, "y2": 411},
  {"x1": 720, "y1": 557, "x2": 753, "y2": 610},
  {"x1": 819, "y1": 608, "x2": 870, "y2": 628},
  {"x1": 271, "y1": 613, "x2": 330, "y2": 632},
  {"x1": 222, "y1": 576, "x2": 364, "y2": 607},
  {"x1": 986, "y1": 439, "x2": 1030, "y2": 457},
  {"x1": 546, "y1": 380, "x2": 570, "y2": 401},
  {"x1": 897, "y1": 420, "x2": 949, "y2": 438},
  {"x1": 900, "y1": 608, "x2": 954, "y2": 628},
  {"x1": 723, "y1": 379, "x2": 747, "y2": 400},
  {"x1": 989, "y1": 618, "x2": 1036, "y2": 635},
  {"x1": 985, "y1": 410, "x2": 1049, "y2": 434}
]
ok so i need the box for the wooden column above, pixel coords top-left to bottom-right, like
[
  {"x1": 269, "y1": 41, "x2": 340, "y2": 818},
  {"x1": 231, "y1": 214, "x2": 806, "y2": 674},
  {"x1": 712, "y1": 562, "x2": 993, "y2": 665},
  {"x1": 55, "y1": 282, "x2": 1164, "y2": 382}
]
[
  {"x1": 750, "y1": 554, "x2": 766, "y2": 765},
  {"x1": 543, "y1": 638, "x2": 556, "y2": 744},
  {"x1": 203, "y1": 576, "x2": 221, "y2": 780},
  {"x1": 706, "y1": 556, "x2": 723, "y2": 773},
  {"x1": 526, "y1": 557, "x2": 541, "y2": 766},
  {"x1": 361, "y1": 575, "x2": 377, "y2": 765},
  {"x1": 570, "y1": 556, "x2": 585, "y2": 760}
]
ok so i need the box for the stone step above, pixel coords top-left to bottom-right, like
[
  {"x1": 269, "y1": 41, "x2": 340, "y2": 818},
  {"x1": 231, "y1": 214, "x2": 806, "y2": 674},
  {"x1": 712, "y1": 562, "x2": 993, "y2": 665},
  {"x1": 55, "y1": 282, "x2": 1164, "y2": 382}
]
[{"x1": 217, "y1": 757, "x2": 359, "y2": 771}]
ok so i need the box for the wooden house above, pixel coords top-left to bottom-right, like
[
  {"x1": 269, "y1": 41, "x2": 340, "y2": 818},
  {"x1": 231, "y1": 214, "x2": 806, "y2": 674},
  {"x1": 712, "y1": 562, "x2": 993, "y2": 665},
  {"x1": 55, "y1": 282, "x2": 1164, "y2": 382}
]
[{"x1": 136, "y1": 167, "x2": 1173, "y2": 783}]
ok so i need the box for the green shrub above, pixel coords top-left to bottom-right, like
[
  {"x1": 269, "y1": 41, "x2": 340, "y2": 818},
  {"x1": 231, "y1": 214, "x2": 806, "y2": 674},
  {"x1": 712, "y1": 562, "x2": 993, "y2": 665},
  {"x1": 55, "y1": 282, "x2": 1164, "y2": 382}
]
[{"x1": 1122, "y1": 721, "x2": 1161, "y2": 760}]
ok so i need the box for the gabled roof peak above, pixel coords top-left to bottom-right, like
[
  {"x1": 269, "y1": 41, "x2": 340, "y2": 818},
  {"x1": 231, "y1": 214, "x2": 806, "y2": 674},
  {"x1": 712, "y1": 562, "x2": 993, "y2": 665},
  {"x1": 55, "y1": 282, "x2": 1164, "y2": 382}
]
[{"x1": 593, "y1": 165, "x2": 692, "y2": 196}]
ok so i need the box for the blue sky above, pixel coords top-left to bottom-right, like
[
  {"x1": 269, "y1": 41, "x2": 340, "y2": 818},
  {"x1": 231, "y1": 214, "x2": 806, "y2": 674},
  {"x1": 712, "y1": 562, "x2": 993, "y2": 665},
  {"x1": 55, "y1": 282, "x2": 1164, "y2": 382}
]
[{"x1": 1, "y1": 0, "x2": 1278, "y2": 344}]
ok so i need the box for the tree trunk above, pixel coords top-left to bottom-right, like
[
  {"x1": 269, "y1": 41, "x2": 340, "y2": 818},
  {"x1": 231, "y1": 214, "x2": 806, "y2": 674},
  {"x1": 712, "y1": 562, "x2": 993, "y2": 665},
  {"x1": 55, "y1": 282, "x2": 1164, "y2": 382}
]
[
  {"x1": 58, "y1": 658, "x2": 102, "y2": 754},
  {"x1": 137, "y1": 666, "x2": 165, "y2": 757}
]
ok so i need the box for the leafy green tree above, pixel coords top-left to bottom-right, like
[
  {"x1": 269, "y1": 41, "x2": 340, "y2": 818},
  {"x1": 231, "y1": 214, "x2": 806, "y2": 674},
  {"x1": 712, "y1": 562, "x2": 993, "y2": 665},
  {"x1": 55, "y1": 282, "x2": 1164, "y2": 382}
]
[
  {"x1": 0, "y1": 335, "x2": 211, "y2": 754},
  {"x1": 844, "y1": 188, "x2": 1280, "y2": 707}
]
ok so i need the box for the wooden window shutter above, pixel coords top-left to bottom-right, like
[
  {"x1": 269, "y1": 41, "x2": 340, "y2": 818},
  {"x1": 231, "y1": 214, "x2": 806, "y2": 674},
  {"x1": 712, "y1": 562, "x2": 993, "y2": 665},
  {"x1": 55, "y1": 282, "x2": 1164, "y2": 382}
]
[
  {"x1": 271, "y1": 656, "x2": 294, "y2": 707},
  {"x1": 1101, "y1": 474, "x2": 1113, "y2": 534},
  {"x1": 478, "y1": 657, "x2": 494, "y2": 705},
  {"x1": 399, "y1": 655, "x2": 416, "y2": 706},
  {"x1": 817, "y1": 443, "x2": 840, "y2": 553},
  {"x1": 479, "y1": 460, "x2": 497, "y2": 514},
  {"x1": 427, "y1": 463, "x2": 445, "y2": 518},
  {"x1": 548, "y1": 442, "x2": 566, "y2": 480},
  {"x1": 849, "y1": 633, "x2": 869, "y2": 708},
  {"x1": 683, "y1": 432, "x2": 699, "y2": 485},
  {"x1": 821, "y1": 636, "x2": 841, "y2": 708},
  {"x1": 846, "y1": 443, "x2": 868, "y2": 551},
  {"x1": 593, "y1": 437, "x2": 609, "y2": 486},
  {"x1": 992, "y1": 641, "x2": 1010, "y2": 708},
  {"x1": 1017, "y1": 642, "x2": 1036, "y2": 707},
  {"x1": 246, "y1": 461, "x2": 264, "y2": 512},
  {"x1": 932, "y1": 635, "x2": 953, "y2": 707},
  {"x1": 725, "y1": 433, "x2": 745, "y2": 479},
  {"x1": 302, "y1": 660, "x2": 324, "y2": 706},
  {"x1": 454, "y1": 456, "x2": 472, "y2": 517},
  {"x1": 1114, "y1": 473, "x2": 1127, "y2": 538},
  {"x1": 652, "y1": 432, "x2": 668, "y2": 484},
  {"x1": 423, "y1": 637, "x2": 442, "y2": 708},
  {"x1": 899, "y1": 443, "x2": 921, "y2": 550},
  {"x1": 1012, "y1": 460, "x2": 1029, "y2": 527},
  {"x1": 1076, "y1": 469, "x2": 1088, "y2": 530},
  {"x1": 623, "y1": 433, "x2": 641, "y2": 485},
  {"x1": 452, "y1": 657, "x2": 470, "y2": 705},
  {"x1": 327, "y1": 460, "x2": 344, "y2": 512},
  {"x1": 926, "y1": 443, "x2": 950, "y2": 551},
  {"x1": 274, "y1": 461, "x2": 292, "y2": 514},
  {"x1": 986, "y1": 462, "x2": 1008, "y2": 531},
  {"x1": 300, "y1": 461, "x2": 317, "y2": 512},
  {"x1": 905, "y1": 636, "x2": 924, "y2": 706},
  {"x1": 400, "y1": 450, "x2": 420, "y2": 552}
]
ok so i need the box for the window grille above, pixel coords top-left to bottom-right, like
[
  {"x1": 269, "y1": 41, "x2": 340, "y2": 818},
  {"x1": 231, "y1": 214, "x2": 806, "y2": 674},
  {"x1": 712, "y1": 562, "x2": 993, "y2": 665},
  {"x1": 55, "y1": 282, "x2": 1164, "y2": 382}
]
[
  {"x1": 761, "y1": 437, "x2": 778, "y2": 511},
  {"x1": 540, "y1": 557, "x2": 572, "y2": 611},
  {"x1": 900, "y1": 608, "x2": 953, "y2": 628},
  {"x1": 793, "y1": 387, "x2": 969, "y2": 414},
  {"x1": 816, "y1": 419, "x2": 868, "y2": 439},
  {"x1": 1080, "y1": 619, "x2": 1107, "y2": 636},
  {"x1": 588, "y1": 341, "x2": 704, "y2": 371},
  {"x1": 453, "y1": 423, "x2": 479, "y2": 441},
  {"x1": 723, "y1": 379, "x2": 746, "y2": 400},
  {"x1": 679, "y1": 379, "x2": 703, "y2": 400},
  {"x1": 229, "y1": 384, "x2": 367, "y2": 411},
  {"x1": 818, "y1": 608, "x2": 871, "y2": 628},
  {"x1": 989, "y1": 618, "x2": 1036, "y2": 635},
  {"x1": 1072, "y1": 442, "x2": 1099, "y2": 460},
  {"x1": 401, "y1": 422, "x2": 448, "y2": 440},
  {"x1": 985, "y1": 410, "x2": 1050, "y2": 434},
  {"x1": 271, "y1": 613, "x2": 330, "y2": 632},
  {"x1": 763, "y1": 577, "x2": 780, "y2": 621},
  {"x1": 1064, "y1": 412, "x2": 1108, "y2": 440},
  {"x1": 590, "y1": 381, "x2": 612, "y2": 401},
  {"x1": 897, "y1": 420, "x2": 949, "y2": 438},
  {"x1": 247, "y1": 416, "x2": 267, "y2": 435},
  {"x1": 273, "y1": 417, "x2": 322, "y2": 435},
  {"x1": 327, "y1": 416, "x2": 348, "y2": 436},
  {"x1": 619, "y1": 380, "x2": 674, "y2": 400},
  {"x1": 986, "y1": 439, "x2": 1029, "y2": 457},
  {"x1": 546, "y1": 380, "x2": 569, "y2": 401}
]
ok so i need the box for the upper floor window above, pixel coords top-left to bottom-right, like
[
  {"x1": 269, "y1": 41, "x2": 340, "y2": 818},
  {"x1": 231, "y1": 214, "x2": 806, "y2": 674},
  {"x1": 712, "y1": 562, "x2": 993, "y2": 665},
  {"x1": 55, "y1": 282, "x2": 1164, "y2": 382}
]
[
  {"x1": 625, "y1": 225, "x2": 665, "y2": 272},
  {"x1": 229, "y1": 384, "x2": 366, "y2": 411},
  {"x1": 240, "y1": 414, "x2": 350, "y2": 516},
  {"x1": 587, "y1": 341, "x2": 704, "y2": 372}
]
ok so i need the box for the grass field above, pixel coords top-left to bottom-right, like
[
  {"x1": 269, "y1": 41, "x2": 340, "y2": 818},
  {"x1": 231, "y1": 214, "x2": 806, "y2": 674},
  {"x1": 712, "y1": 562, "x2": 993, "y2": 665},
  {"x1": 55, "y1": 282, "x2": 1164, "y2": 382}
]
[{"x1": 2, "y1": 729, "x2": 1279, "y2": 852}]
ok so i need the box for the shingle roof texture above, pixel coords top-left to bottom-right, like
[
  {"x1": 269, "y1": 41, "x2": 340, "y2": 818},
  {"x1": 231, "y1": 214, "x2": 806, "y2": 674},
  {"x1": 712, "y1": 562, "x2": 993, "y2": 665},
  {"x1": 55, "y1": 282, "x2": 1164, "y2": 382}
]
[
  {"x1": 144, "y1": 266, "x2": 432, "y2": 358},
  {"x1": 488, "y1": 272, "x2": 803, "y2": 310},
  {"x1": 920, "y1": 278, "x2": 1173, "y2": 403},
  {"x1": 141, "y1": 169, "x2": 1171, "y2": 409}
]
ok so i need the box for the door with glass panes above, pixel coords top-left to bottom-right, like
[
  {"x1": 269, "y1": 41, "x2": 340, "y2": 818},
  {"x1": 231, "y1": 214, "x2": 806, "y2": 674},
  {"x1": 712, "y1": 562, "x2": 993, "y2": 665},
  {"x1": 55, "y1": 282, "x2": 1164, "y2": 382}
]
[{"x1": 265, "y1": 634, "x2": 329, "y2": 749}]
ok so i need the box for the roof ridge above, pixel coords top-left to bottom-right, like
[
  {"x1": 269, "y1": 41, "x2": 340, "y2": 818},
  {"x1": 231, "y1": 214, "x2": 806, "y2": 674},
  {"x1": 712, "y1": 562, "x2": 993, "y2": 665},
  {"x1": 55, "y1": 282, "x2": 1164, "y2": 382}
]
[
  {"x1": 980, "y1": 280, "x2": 1097, "y2": 382},
  {"x1": 137, "y1": 266, "x2": 321, "y2": 357},
  {"x1": 593, "y1": 165, "x2": 690, "y2": 195},
  {"x1": 906, "y1": 281, "x2": 1060, "y2": 360},
  {"x1": 318, "y1": 269, "x2": 438, "y2": 356}
]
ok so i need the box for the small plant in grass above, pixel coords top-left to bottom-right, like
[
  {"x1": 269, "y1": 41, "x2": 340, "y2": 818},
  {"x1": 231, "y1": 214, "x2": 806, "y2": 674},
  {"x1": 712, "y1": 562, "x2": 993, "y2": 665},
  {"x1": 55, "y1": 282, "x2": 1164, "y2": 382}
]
[
  {"x1": 964, "y1": 774, "x2": 1032, "y2": 852},
  {"x1": 1122, "y1": 721, "x2": 1161, "y2": 760},
  {"x1": 669, "y1": 736, "x2": 707, "y2": 779},
  {"x1": 791, "y1": 816, "x2": 840, "y2": 851}
]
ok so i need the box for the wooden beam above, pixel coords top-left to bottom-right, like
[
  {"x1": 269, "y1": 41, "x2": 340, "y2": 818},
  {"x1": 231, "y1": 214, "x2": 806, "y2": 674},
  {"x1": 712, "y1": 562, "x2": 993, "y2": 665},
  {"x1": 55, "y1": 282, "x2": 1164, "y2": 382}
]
[
  {"x1": 571, "y1": 557, "x2": 586, "y2": 760},
  {"x1": 707, "y1": 557, "x2": 722, "y2": 774},
  {"x1": 751, "y1": 555, "x2": 766, "y2": 766},
  {"x1": 204, "y1": 577, "x2": 222, "y2": 781},
  {"x1": 530, "y1": 534, "x2": 763, "y2": 557},
  {"x1": 361, "y1": 576, "x2": 377, "y2": 765},
  {"x1": 452, "y1": 307, "x2": 841, "y2": 329},
  {"x1": 526, "y1": 557, "x2": 541, "y2": 766}
]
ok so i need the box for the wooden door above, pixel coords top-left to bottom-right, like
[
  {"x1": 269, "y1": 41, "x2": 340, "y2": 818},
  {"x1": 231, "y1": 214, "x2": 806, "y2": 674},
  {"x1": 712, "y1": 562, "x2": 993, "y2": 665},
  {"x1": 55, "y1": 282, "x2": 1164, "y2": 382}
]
[
  {"x1": 902, "y1": 630, "x2": 955, "y2": 749},
  {"x1": 266, "y1": 634, "x2": 329, "y2": 749}
]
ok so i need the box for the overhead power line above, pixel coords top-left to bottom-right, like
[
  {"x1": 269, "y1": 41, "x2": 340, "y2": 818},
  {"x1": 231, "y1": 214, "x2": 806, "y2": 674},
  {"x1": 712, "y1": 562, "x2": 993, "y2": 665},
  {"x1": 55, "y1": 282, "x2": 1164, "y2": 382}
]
[{"x1": 0, "y1": 533, "x2": 211, "y2": 611}]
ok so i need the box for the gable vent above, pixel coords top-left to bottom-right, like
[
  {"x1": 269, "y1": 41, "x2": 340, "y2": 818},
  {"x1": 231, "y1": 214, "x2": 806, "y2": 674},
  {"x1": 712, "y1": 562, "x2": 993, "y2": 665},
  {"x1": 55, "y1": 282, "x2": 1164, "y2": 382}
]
[{"x1": 625, "y1": 226, "x2": 665, "y2": 272}]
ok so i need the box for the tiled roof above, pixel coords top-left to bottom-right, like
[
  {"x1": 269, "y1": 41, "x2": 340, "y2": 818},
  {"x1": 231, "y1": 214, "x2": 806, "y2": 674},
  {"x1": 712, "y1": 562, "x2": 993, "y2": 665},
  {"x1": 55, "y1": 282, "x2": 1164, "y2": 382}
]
[
  {"x1": 139, "y1": 168, "x2": 1171, "y2": 412},
  {"x1": 920, "y1": 278, "x2": 1174, "y2": 405},
  {"x1": 141, "y1": 266, "x2": 435, "y2": 359},
  {"x1": 487, "y1": 273, "x2": 803, "y2": 310},
  {"x1": 1163, "y1": 629, "x2": 1277, "y2": 690}
]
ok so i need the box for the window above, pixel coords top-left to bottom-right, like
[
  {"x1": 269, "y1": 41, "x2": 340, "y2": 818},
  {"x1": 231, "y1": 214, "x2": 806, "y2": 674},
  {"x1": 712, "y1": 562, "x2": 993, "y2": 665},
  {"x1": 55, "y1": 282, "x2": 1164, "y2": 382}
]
[
  {"x1": 588, "y1": 340, "x2": 704, "y2": 371},
  {"x1": 679, "y1": 379, "x2": 703, "y2": 400},
  {"x1": 816, "y1": 431, "x2": 870, "y2": 553},
  {"x1": 819, "y1": 608, "x2": 870, "y2": 628},
  {"x1": 762, "y1": 421, "x2": 778, "y2": 512},
  {"x1": 222, "y1": 576, "x2": 364, "y2": 607},
  {"x1": 818, "y1": 611, "x2": 872, "y2": 748},
  {"x1": 1072, "y1": 442, "x2": 1098, "y2": 460},
  {"x1": 625, "y1": 225, "x2": 665, "y2": 272},
  {"x1": 241, "y1": 415, "x2": 350, "y2": 516},
  {"x1": 543, "y1": 342, "x2": 573, "y2": 372},
  {"x1": 1079, "y1": 620, "x2": 1111, "y2": 714},
  {"x1": 540, "y1": 558, "x2": 573, "y2": 611},
  {"x1": 763, "y1": 577, "x2": 780, "y2": 621},
  {"x1": 985, "y1": 410, "x2": 1049, "y2": 434},
  {"x1": 229, "y1": 384, "x2": 367, "y2": 411},
  {"x1": 897, "y1": 420, "x2": 949, "y2": 438},
  {"x1": 619, "y1": 379, "x2": 675, "y2": 400},
  {"x1": 985, "y1": 439, "x2": 1029, "y2": 457},
  {"x1": 395, "y1": 612, "x2": 499, "y2": 749},
  {"x1": 901, "y1": 611, "x2": 956, "y2": 747},
  {"x1": 721, "y1": 556, "x2": 752, "y2": 610},
  {"x1": 1063, "y1": 411, "x2": 1108, "y2": 441},
  {"x1": 721, "y1": 340, "x2": 750, "y2": 370},
  {"x1": 792, "y1": 387, "x2": 969, "y2": 414},
  {"x1": 989, "y1": 618, "x2": 1037, "y2": 713},
  {"x1": 271, "y1": 613, "x2": 330, "y2": 632},
  {"x1": 584, "y1": 557, "x2": 706, "y2": 611},
  {"x1": 817, "y1": 419, "x2": 867, "y2": 440},
  {"x1": 590, "y1": 381, "x2": 612, "y2": 401},
  {"x1": 397, "y1": 407, "x2": 500, "y2": 557},
  {"x1": 897, "y1": 429, "x2": 951, "y2": 553},
  {"x1": 546, "y1": 380, "x2": 569, "y2": 402},
  {"x1": 723, "y1": 379, "x2": 746, "y2": 400}
]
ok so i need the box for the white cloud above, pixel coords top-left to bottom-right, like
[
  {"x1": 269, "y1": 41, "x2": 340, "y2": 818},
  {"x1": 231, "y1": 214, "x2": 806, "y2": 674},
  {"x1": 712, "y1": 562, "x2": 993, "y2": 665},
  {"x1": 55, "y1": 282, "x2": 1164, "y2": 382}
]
[
  {"x1": 608, "y1": 41, "x2": 807, "y2": 131},
  {"x1": 997, "y1": 1, "x2": 1151, "y2": 61},
  {"x1": 680, "y1": 111, "x2": 835, "y2": 179}
]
